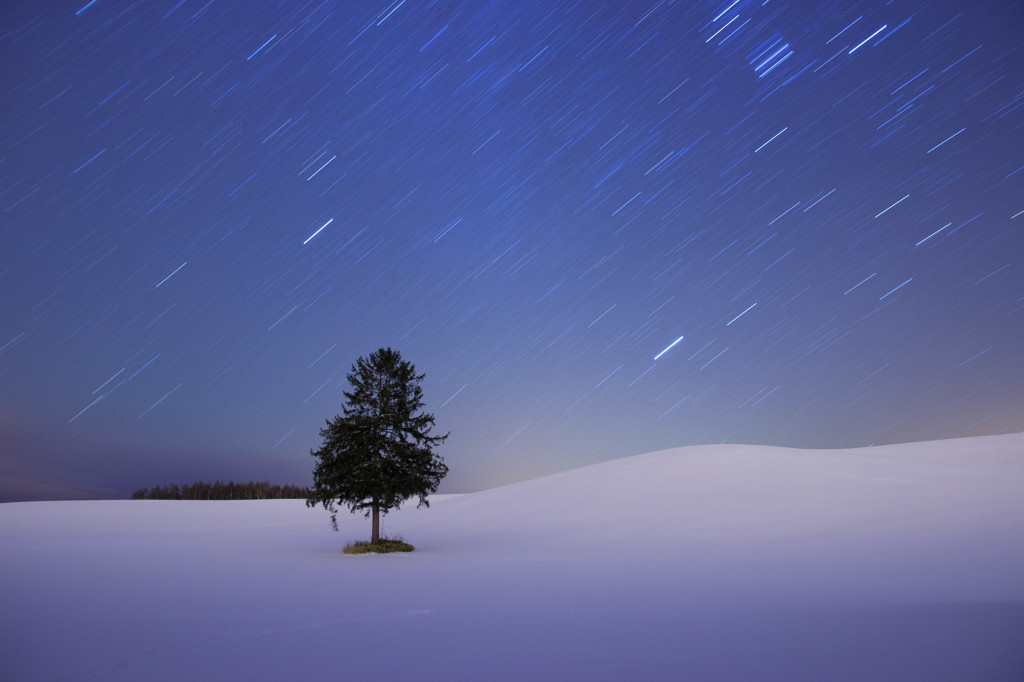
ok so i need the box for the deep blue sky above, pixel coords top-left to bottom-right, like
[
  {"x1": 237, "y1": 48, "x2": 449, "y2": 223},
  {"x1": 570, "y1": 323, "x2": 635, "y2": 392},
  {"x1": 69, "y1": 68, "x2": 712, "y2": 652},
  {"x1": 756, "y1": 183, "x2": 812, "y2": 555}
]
[{"x1": 1, "y1": 0, "x2": 1022, "y2": 498}]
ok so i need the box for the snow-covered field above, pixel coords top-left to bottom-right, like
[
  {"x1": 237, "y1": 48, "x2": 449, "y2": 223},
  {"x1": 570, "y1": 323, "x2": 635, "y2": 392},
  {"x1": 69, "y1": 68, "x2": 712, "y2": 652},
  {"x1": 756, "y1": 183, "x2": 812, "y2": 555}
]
[{"x1": 2, "y1": 435, "x2": 1023, "y2": 681}]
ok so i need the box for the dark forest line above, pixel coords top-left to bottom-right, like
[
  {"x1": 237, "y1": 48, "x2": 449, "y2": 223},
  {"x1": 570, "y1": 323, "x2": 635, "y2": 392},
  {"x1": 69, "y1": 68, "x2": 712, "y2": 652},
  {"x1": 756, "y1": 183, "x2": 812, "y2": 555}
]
[{"x1": 130, "y1": 480, "x2": 309, "y2": 500}]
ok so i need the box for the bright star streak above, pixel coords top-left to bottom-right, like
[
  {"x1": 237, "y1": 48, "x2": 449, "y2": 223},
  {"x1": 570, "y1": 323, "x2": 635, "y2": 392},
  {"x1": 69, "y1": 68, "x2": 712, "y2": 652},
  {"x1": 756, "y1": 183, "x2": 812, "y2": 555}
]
[
  {"x1": 0, "y1": 332, "x2": 25, "y2": 353},
  {"x1": 303, "y1": 218, "x2": 333, "y2": 244},
  {"x1": 754, "y1": 127, "x2": 787, "y2": 152},
  {"x1": 915, "y1": 223, "x2": 951, "y2": 246},
  {"x1": 69, "y1": 395, "x2": 104, "y2": 423},
  {"x1": 595, "y1": 365, "x2": 623, "y2": 389},
  {"x1": 844, "y1": 273, "x2": 876, "y2": 294},
  {"x1": 440, "y1": 384, "x2": 469, "y2": 408},
  {"x1": 272, "y1": 429, "x2": 295, "y2": 449},
  {"x1": 92, "y1": 367, "x2": 125, "y2": 395},
  {"x1": 727, "y1": 302, "x2": 757, "y2": 325},
  {"x1": 926, "y1": 128, "x2": 965, "y2": 153},
  {"x1": 713, "y1": 0, "x2": 740, "y2": 22},
  {"x1": 879, "y1": 278, "x2": 913, "y2": 300},
  {"x1": 654, "y1": 335, "x2": 685, "y2": 360},
  {"x1": 849, "y1": 25, "x2": 887, "y2": 54},
  {"x1": 247, "y1": 34, "x2": 277, "y2": 61},
  {"x1": 155, "y1": 262, "x2": 187, "y2": 288},
  {"x1": 138, "y1": 383, "x2": 183, "y2": 419},
  {"x1": 874, "y1": 195, "x2": 909, "y2": 218},
  {"x1": 75, "y1": 0, "x2": 99, "y2": 16}
]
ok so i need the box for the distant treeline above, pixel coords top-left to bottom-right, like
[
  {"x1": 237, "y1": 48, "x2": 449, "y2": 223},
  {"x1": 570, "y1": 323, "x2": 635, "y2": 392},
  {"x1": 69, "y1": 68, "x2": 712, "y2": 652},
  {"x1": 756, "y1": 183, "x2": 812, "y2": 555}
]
[{"x1": 130, "y1": 481, "x2": 309, "y2": 500}]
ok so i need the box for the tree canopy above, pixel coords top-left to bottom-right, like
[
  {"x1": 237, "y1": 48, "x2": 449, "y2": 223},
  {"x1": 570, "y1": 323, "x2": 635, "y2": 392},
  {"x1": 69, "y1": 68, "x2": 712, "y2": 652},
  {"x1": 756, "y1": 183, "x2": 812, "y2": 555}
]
[{"x1": 306, "y1": 347, "x2": 448, "y2": 543}]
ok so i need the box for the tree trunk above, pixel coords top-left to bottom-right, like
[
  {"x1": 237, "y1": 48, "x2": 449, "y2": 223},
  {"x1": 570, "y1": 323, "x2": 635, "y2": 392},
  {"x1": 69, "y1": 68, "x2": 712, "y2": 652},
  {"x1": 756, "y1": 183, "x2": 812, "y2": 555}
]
[{"x1": 371, "y1": 499, "x2": 380, "y2": 544}]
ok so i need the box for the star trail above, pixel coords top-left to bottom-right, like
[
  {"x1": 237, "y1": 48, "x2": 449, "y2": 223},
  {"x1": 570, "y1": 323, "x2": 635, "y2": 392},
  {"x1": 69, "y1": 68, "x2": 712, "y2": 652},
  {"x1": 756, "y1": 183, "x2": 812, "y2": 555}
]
[{"x1": 1, "y1": 0, "x2": 1022, "y2": 497}]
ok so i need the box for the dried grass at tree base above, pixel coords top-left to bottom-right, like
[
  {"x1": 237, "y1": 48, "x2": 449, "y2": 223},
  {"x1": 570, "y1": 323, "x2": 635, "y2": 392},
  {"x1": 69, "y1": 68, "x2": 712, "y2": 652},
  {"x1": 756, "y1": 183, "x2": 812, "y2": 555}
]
[{"x1": 342, "y1": 535, "x2": 415, "y2": 554}]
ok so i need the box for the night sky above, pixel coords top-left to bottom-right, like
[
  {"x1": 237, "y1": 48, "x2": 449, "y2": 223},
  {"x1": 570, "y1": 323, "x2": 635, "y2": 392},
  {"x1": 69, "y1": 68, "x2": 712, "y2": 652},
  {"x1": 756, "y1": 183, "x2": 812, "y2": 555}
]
[{"x1": 2, "y1": 0, "x2": 1022, "y2": 498}]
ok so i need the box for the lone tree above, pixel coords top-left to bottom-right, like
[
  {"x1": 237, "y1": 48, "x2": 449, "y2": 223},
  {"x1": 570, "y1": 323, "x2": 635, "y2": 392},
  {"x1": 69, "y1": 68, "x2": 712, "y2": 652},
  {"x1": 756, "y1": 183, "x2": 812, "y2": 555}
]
[{"x1": 307, "y1": 347, "x2": 449, "y2": 545}]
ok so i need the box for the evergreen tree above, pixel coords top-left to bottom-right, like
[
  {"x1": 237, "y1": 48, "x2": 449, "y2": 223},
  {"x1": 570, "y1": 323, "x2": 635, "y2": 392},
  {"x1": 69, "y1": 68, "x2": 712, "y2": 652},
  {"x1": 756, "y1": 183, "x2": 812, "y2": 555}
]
[{"x1": 306, "y1": 347, "x2": 449, "y2": 543}]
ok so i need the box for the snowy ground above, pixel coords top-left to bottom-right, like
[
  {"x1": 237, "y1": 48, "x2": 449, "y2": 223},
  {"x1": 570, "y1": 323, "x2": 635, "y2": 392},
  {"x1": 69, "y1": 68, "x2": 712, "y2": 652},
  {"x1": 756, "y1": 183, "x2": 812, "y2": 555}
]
[{"x1": 2, "y1": 434, "x2": 1023, "y2": 680}]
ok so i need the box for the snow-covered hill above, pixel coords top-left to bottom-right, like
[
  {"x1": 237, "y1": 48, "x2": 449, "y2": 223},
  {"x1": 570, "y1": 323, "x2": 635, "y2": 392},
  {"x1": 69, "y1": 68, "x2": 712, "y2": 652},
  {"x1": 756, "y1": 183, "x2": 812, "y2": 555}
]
[{"x1": 2, "y1": 434, "x2": 1023, "y2": 680}]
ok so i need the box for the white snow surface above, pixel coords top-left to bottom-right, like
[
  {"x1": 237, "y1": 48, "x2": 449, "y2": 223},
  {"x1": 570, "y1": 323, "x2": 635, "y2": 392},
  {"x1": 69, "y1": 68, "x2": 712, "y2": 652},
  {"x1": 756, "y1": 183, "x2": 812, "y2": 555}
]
[{"x1": 2, "y1": 434, "x2": 1023, "y2": 680}]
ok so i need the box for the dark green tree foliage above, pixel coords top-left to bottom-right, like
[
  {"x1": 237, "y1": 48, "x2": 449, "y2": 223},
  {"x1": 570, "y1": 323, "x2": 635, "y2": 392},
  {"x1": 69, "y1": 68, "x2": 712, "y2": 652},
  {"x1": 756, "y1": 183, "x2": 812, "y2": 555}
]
[{"x1": 307, "y1": 347, "x2": 448, "y2": 543}]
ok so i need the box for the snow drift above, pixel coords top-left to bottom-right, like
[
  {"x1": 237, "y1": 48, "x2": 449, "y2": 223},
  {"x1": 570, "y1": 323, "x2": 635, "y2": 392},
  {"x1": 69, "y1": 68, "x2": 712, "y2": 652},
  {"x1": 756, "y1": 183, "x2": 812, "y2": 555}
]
[{"x1": 2, "y1": 434, "x2": 1023, "y2": 680}]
